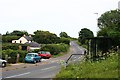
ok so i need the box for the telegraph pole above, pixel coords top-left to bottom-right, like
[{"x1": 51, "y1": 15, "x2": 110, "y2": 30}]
[{"x1": 118, "y1": 1, "x2": 120, "y2": 10}]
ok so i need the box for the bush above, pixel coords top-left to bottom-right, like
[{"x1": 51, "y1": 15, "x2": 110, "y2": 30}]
[
  {"x1": 2, "y1": 43, "x2": 29, "y2": 50},
  {"x1": 2, "y1": 35, "x2": 20, "y2": 43},
  {"x1": 31, "y1": 49, "x2": 40, "y2": 53},
  {"x1": 2, "y1": 49, "x2": 27, "y2": 63},
  {"x1": 40, "y1": 44, "x2": 69, "y2": 55},
  {"x1": 18, "y1": 50, "x2": 28, "y2": 62},
  {"x1": 2, "y1": 43, "x2": 20, "y2": 50},
  {"x1": 59, "y1": 37, "x2": 70, "y2": 45}
]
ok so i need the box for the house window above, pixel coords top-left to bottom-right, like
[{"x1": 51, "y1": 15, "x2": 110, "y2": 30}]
[{"x1": 20, "y1": 40, "x2": 22, "y2": 43}]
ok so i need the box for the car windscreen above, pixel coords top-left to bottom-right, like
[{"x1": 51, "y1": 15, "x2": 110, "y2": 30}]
[
  {"x1": 27, "y1": 54, "x2": 34, "y2": 57},
  {"x1": 38, "y1": 51, "x2": 46, "y2": 54},
  {"x1": 46, "y1": 52, "x2": 50, "y2": 54}
]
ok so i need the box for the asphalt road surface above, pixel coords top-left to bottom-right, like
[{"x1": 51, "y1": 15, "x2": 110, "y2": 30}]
[{"x1": 1, "y1": 41, "x2": 86, "y2": 80}]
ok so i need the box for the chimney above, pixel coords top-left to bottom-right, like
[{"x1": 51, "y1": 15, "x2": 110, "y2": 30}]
[
  {"x1": 29, "y1": 34, "x2": 32, "y2": 37},
  {"x1": 23, "y1": 34, "x2": 26, "y2": 37}
]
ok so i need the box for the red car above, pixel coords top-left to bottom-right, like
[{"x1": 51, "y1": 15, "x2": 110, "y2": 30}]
[{"x1": 38, "y1": 51, "x2": 51, "y2": 59}]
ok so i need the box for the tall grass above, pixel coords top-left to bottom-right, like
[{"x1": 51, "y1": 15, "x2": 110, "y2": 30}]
[{"x1": 55, "y1": 52, "x2": 118, "y2": 78}]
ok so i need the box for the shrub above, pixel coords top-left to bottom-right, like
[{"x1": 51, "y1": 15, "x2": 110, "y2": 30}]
[
  {"x1": 59, "y1": 37, "x2": 70, "y2": 45},
  {"x1": 40, "y1": 44, "x2": 69, "y2": 55},
  {"x1": 2, "y1": 35, "x2": 20, "y2": 43},
  {"x1": 2, "y1": 49, "x2": 27, "y2": 63},
  {"x1": 2, "y1": 43, "x2": 29, "y2": 50},
  {"x1": 17, "y1": 50, "x2": 27, "y2": 62},
  {"x1": 2, "y1": 43, "x2": 19, "y2": 50}
]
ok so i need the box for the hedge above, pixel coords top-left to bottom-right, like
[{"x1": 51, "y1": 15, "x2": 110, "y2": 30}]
[
  {"x1": 59, "y1": 37, "x2": 70, "y2": 45},
  {"x1": 40, "y1": 43, "x2": 69, "y2": 55},
  {"x1": 2, "y1": 43, "x2": 29, "y2": 50},
  {"x1": 2, "y1": 35, "x2": 20, "y2": 43},
  {"x1": 2, "y1": 43, "x2": 20, "y2": 50},
  {"x1": 2, "y1": 49, "x2": 27, "y2": 63}
]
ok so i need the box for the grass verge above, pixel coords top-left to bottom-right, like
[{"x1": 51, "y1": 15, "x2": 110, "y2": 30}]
[
  {"x1": 52, "y1": 47, "x2": 71, "y2": 58},
  {"x1": 55, "y1": 52, "x2": 119, "y2": 78}
]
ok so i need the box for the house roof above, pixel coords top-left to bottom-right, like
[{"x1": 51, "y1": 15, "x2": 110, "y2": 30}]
[
  {"x1": 25, "y1": 42, "x2": 40, "y2": 47},
  {"x1": 24, "y1": 36, "x2": 33, "y2": 41}
]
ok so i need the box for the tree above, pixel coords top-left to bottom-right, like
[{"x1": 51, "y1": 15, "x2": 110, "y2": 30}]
[
  {"x1": 10, "y1": 30, "x2": 28, "y2": 36},
  {"x1": 78, "y1": 28, "x2": 94, "y2": 44},
  {"x1": 59, "y1": 32, "x2": 69, "y2": 38},
  {"x1": 97, "y1": 9, "x2": 120, "y2": 47},
  {"x1": 2, "y1": 35, "x2": 20, "y2": 43},
  {"x1": 98, "y1": 10, "x2": 120, "y2": 31},
  {"x1": 33, "y1": 30, "x2": 58, "y2": 44}
]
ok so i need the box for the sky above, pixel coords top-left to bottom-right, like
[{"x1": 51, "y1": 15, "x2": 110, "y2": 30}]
[{"x1": 0, "y1": 0, "x2": 119, "y2": 38}]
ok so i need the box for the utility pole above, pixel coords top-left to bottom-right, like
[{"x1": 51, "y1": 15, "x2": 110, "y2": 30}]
[
  {"x1": 118, "y1": 1, "x2": 120, "y2": 10},
  {"x1": 94, "y1": 13, "x2": 99, "y2": 58}
]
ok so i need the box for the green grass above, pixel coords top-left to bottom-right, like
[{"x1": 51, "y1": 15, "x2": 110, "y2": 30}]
[
  {"x1": 55, "y1": 52, "x2": 119, "y2": 78},
  {"x1": 52, "y1": 48, "x2": 70, "y2": 58},
  {"x1": 52, "y1": 52, "x2": 65, "y2": 58}
]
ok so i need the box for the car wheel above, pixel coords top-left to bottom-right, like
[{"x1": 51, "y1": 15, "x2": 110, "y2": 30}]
[
  {"x1": 24, "y1": 61, "x2": 27, "y2": 63},
  {"x1": 39, "y1": 59, "x2": 41, "y2": 62},
  {"x1": 47, "y1": 57, "x2": 50, "y2": 59},
  {"x1": 2, "y1": 62, "x2": 6, "y2": 67},
  {"x1": 33, "y1": 60, "x2": 36, "y2": 64}
]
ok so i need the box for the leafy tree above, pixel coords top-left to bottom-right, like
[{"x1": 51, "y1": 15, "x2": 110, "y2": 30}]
[
  {"x1": 2, "y1": 30, "x2": 28, "y2": 43},
  {"x1": 97, "y1": 9, "x2": 120, "y2": 47},
  {"x1": 78, "y1": 28, "x2": 94, "y2": 44},
  {"x1": 9, "y1": 30, "x2": 28, "y2": 36},
  {"x1": 2, "y1": 35, "x2": 20, "y2": 43},
  {"x1": 5, "y1": 31, "x2": 10, "y2": 35},
  {"x1": 33, "y1": 30, "x2": 58, "y2": 44},
  {"x1": 59, "y1": 37, "x2": 70, "y2": 45},
  {"x1": 59, "y1": 32, "x2": 69, "y2": 38},
  {"x1": 98, "y1": 10, "x2": 120, "y2": 31}
]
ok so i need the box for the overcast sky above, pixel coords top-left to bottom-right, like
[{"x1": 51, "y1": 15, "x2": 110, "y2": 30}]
[{"x1": 0, "y1": 0, "x2": 119, "y2": 38}]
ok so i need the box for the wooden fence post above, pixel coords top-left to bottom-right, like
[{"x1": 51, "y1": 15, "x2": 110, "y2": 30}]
[{"x1": 16, "y1": 54, "x2": 20, "y2": 63}]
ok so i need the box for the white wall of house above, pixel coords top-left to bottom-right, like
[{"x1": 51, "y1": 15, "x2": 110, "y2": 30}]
[
  {"x1": 12, "y1": 40, "x2": 21, "y2": 43},
  {"x1": 12, "y1": 37, "x2": 31, "y2": 44},
  {"x1": 30, "y1": 47, "x2": 41, "y2": 50},
  {"x1": 18, "y1": 37, "x2": 28, "y2": 44}
]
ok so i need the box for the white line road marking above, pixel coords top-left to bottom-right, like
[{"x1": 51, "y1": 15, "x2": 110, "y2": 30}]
[
  {"x1": 73, "y1": 56, "x2": 82, "y2": 61},
  {"x1": 74, "y1": 57, "x2": 77, "y2": 59},
  {"x1": 5, "y1": 72, "x2": 31, "y2": 78},
  {"x1": 41, "y1": 66, "x2": 57, "y2": 71},
  {"x1": 5, "y1": 66, "x2": 57, "y2": 78}
]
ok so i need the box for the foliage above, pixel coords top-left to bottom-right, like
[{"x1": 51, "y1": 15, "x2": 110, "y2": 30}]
[
  {"x1": 2, "y1": 43, "x2": 29, "y2": 50},
  {"x1": 97, "y1": 9, "x2": 120, "y2": 47},
  {"x1": 55, "y1": 53, "x2": 118, "y2": 78},
  {"x1": 59, "y1": 37, "x2": 70, "y2": 45},
  {"x1": 2, "y1": 49, "x2": 27, "y2": 63},
  {"x1": 77, "y1": 41, "x2": 87, "y2": 49},
  {"x1": 2, "y1": 43, "x2": 20, "y2": 50},
  {"x1": 40, "y1": 44, "x2": 69, "y2": 55},
  {"x1": 33, "y1": 30, "x2": 58, "y2": 44},
  {"x1": 2, "y1": 35, "x2": 20, "y2": 43},
  {"x1": 33, "y1": 30, "x2": 71, "y2": 44},
  {"x1": 78, "y1": 28, "x2": 94, "y2": 44},
  {"x1": 5, "y1": 30, "x2": 28, "y2": 36},
  {"x1": 59, "y1": 32, "x2": 69, "y2": 38},
  {"x1": 98, "y1": 10, "x2": 120, "y2": 30}
]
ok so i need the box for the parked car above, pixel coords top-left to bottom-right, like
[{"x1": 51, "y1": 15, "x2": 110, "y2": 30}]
[
  {"x1": 38, "y1": 51, "x2": 51, "y2": 59},
  {"x1": 0, "y1": 58, "x2": 7, "y2": 67},
  {"x1": 25, "y1": 53, "x2": 41, "y2": 64}
]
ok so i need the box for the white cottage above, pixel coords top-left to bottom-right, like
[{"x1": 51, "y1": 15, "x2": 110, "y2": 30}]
[{"x1": 12, "y1": 35, "x2": 32, "y2": 44}]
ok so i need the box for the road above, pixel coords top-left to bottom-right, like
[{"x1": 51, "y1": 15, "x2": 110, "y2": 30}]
[{"x1": 1, "y1": 41, "x2": 85, "y2": 80}]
